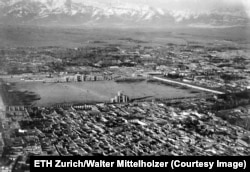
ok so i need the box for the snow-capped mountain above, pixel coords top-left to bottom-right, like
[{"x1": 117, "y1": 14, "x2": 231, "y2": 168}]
[{"x1": 0, "y1": 0, "x2": 248, "y2": 27}]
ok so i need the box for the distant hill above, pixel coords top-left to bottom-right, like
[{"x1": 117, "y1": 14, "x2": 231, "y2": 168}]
[{"x1": 0, "y1": 24, "x2": 249, "y2": 48}]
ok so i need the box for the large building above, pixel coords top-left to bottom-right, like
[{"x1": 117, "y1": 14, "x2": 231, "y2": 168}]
[{"x1": 111, "y1": 91, "x2": 130, "y2": 103}]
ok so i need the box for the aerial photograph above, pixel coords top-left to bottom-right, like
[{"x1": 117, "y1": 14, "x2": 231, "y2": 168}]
[{"x1": 0, "y1": 0, "x2": 250, "y2": 171}]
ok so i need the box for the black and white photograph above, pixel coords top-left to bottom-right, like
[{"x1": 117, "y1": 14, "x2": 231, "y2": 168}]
[{"x1": 0, "y1": 0, "x2": 250, "y2": 171}]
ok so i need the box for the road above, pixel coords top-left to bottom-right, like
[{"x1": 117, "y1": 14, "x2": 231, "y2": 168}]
[{"x1": 153, "y1": 76, "x2": 225, "y2": 95}]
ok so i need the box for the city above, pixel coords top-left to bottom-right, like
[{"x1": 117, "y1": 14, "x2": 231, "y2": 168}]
[{"x1": 0, "y1": 0, "x2": 250, "y2": 171}]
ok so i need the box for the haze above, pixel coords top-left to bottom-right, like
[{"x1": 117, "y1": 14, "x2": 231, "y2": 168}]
[{"x1": 86, "y1": 0, "x2": 249, "y2": 13}]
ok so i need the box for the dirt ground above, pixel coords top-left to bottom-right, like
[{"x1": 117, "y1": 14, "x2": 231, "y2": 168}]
[{"x1": 11, "y1": 81, "x2": 198, "y2": 106}]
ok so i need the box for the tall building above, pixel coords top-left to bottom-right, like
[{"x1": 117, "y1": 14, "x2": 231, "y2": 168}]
[{"x1": 111, "y1": 91, "x2": 130, "y2": 103}]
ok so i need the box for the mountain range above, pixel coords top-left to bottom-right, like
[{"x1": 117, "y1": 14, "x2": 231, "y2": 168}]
[{"x1": 0, "y1": 0, "x2": 249, "y2": 27}]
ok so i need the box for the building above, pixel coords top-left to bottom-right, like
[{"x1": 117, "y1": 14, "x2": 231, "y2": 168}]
[{"x1": 111, "y1": 91, "x2": 130, "y2": 103}]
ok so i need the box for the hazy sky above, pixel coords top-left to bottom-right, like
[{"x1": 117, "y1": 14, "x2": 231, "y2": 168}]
[
  {"x1": 94, "y1": 0, "x2": 250, "y2": 12},
  {"x1": 115, "y1": 0, "x2": 245, "y2": 9}
]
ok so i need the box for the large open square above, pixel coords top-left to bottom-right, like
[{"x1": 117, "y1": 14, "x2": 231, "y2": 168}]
[{"x1": 4, "y1": 80, "x2": 199, "y2": 106}]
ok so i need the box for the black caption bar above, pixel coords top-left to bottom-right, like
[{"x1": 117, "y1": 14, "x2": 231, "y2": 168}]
[{"x1": 30, "y1": 156, "x2": 250, "y2": 172}]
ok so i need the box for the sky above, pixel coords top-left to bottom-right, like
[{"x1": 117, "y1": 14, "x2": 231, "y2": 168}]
[
  {"x1": 6, "y1": 0, "x2": 250, "y2": 10},
  {"x1": 93, "y1": 0, "x2": 250, "y2": 13},
  {"x1": 115, "y1": 0, "x2": 246, "y2": 9}
]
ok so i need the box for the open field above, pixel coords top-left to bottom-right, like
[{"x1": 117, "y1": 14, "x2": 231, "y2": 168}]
[
  {"x1": 0, "y1": 96, "x2": 4, "y2": 112},
  {"x1": 0, "y1": 83, "x2": 5, "y2": 110},
  {"x1": 0, "y1": 25, "x2": 249, "y2": 48},
  {"x1": 3, "y1": 81, "x2": 199, "y2": 106},
  {"x1": 0, "y1": 95, "x2": 4, "y2": 111},
  {"x1": 0, "y1": 82, "x2": 6, "y2": 122}
]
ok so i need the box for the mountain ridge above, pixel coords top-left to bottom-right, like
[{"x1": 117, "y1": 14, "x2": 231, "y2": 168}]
[{"x1": 0, "y1": 0, "x2": 249, "y2": 27}]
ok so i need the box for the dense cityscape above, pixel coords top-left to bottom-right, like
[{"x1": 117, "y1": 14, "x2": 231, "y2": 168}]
[
  {"x1": 0, "y1": 0, "x2": 250, "y2": 171},
  {"x1": 0, "y1": 37, "x2": 250, "y2": 171}
]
